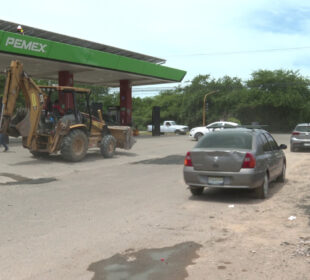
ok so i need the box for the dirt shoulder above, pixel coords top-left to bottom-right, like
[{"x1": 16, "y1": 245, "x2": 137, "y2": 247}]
[{"x1": 186, "y1": 145, "x2": 310, "y2": 280}]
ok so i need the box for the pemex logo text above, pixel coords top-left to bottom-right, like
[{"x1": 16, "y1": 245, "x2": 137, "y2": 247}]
[{"x1": 5, "y1": 37, "x2": 47, "y2": 53}]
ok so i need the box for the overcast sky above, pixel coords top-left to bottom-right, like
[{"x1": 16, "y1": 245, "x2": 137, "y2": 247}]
[{"x1": 1, "y1": 0, "x2": 310, "y2": 96}]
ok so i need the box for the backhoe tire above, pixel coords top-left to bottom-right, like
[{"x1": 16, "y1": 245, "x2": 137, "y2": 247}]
[
  {"x1": 61, "y1": 129, "x2": 88, "y2": 162},
  {"x1": 100, "y1": 135, "x2": 116, "y2": 158}
]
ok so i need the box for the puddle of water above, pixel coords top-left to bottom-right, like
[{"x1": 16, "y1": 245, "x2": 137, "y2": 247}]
[
  {"x1": 88, "y1": 241, "x2": 201, "y2": 280},
  {"x1": 0, "y1": 173, "x2": 56, "y2": 185}
]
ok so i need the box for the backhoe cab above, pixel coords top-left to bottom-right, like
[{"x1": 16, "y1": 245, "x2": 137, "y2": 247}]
[{"x1": 0, "y1": 60, "x2": 135, "y2": 161}]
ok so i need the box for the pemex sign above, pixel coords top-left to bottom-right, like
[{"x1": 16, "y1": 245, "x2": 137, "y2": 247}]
[
  {"x1": 0, "y1": 30, "x2": 187, "y2": 82},
  {"x1": 0, "y1": 31, "x2": 49, "y2": 57},
  {"x1": 5, "y1": 37, "x2": 47, "y2": 53}
]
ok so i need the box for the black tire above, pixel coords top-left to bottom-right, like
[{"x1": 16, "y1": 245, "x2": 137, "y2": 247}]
[
  {"x1": 61, "y1": 129, "x2": 88, "y2": 162},
  {"x1": 194, "y1": 133, "x2": 203, "y2": 141},
  {"x1": 30, "y1": 151, "x2": 49, "y2": 158},
  {"x1": 277, "y1": 162, "x2": 286, "y2": 183},
  {"x1": 190, "y1": 186, "x2": 204, "y2": 196},
  {"x1": 175, "y1": 130, "x2": 181, "y2": 135},
  {"x1": 100, "y1": 135, "x2": 116, "y2": 158},
  {"x1": 255, "y1": 173, "x2": 269, "y2": 199}
]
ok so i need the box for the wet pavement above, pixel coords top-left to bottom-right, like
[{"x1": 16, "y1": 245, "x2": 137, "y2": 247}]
[{"x1": 88, "y1": 242, "x2": 201, "y2": 280}]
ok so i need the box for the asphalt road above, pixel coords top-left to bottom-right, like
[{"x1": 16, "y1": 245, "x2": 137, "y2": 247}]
[{"x1": 0, "y1": 134, "x2": 309, "y2": 280}]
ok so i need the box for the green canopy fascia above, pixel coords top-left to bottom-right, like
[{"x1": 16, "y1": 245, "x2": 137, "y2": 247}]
[{"x1": 0, "y1": 30, "x2": 186, "y2": 82}]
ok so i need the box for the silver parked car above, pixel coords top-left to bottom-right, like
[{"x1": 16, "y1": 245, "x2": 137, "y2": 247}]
[
  {"x1": 183, "y1": 128, "x2": 287, "y2": 199},
  {"x1": 290, "y1": 123, "x2": 310, "y2": 152}
]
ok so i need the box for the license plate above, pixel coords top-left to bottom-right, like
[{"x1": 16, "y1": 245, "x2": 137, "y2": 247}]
[
  {"x1": 208, "y1": 177, "x2": 224, "y2": 185},
  {"x1": 304, "y1": 143, "x2": 310, "y2": 146}
]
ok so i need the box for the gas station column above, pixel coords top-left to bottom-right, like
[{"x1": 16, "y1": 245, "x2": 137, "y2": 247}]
[
  {"x1": 58, "y1": 71, "x2": 74, "y2": 111},
  {"x1": 58, "y1": 71, "x2": 73, "y2": 86},
  {"x1": 120, "y1": 80, "x2": 132, "y2": 126}
]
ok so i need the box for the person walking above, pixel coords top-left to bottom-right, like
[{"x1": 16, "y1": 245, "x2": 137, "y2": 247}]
[{"x1": 0, "y1": 132, "x2": 9, "y2": 152}]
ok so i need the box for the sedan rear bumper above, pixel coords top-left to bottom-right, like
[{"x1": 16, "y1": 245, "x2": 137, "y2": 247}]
[
  {"x1": 183, "y1": 166, "x2": 265, "y2": 189},
  {"x1": 290, "y1": 139, "x2": 310, "y2": 149}
]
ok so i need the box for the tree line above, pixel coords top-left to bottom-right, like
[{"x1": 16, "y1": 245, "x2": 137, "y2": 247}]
[
  {"x1": 1, "y1": 69, "x2": 310, "y2": 132},
  {"x1": 132, "y1": 69, "x2": 310, "y2": 132}
]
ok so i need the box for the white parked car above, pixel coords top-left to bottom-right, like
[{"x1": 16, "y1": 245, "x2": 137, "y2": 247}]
[{"x1": 189, "y1": 121, "x2": 239, "y2": 141}]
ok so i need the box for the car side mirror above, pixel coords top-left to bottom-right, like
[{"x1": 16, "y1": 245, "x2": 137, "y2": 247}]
[{"x1": 279, "y1": 144, "x2": 287, "y2": 150}]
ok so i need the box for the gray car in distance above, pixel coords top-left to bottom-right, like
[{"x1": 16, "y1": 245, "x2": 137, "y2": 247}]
[
  {"x1": 183, "y1": 128, "x2": 287, "y2": 199},
  {"x1": 290, "y1": 123, "x2": 310, "y2": 152}
]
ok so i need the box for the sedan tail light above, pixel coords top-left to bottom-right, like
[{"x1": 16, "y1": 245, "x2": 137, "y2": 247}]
[
  {"x1": 242, "y1": 153, "x2": 256, "y2": 168},
  {"x1": 184, "y1": 152, "x2": 193, "y2": 166},
  {"x1": 292, "y1": 132, "x2": 300, "y2": 135}
]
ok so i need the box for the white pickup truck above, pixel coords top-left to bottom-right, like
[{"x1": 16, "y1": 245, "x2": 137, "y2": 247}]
[{"x1": 147, "y1": 120, "x2": 189, "y2": 135}]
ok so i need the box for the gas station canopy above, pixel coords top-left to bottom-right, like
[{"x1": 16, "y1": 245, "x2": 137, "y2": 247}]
[{"x1": 0, "y1": 20, "x2": 186, "y2": 87}]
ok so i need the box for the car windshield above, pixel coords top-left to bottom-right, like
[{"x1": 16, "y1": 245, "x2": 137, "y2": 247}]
[
  {"x1": 295, "y1": 125, "x2": 310, "y2": 132},
  {"x1": 170, "y1": 121, "x2": 176, "y2": 125},
  {"x1": 207, "y1": 122, "x2": 221, "y2": 128},
  {"x1": 196, "y1": 130, "x2": 253, "y2": 149}
]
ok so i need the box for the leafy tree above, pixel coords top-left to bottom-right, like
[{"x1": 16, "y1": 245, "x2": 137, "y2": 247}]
[
  {"x1": 132, "y1": 96, "x2": 154, "y2": 130},
  {"x1": 244, "y1": 70, "x2": 310, "y2": 130}
]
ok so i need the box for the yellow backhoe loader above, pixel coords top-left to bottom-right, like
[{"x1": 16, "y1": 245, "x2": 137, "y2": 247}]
[{"x1": 0, "y1": 60, "x2": 135, "y2": 161}]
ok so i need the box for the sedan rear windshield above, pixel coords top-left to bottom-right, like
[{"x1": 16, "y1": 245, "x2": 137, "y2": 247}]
[
  {"x1": 295, "y1": 125, "x2": 310, "y2": 132},
  {"x1": 196, "y1": 131, "x2": 253, "y2": 149}
]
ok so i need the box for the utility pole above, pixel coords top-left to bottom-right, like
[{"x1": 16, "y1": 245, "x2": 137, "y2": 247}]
[{"x1": 202, "y1": 91, "x2": 218, "y2": 126}]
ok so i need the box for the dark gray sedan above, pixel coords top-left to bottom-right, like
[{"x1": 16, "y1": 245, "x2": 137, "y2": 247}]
[{"x1": 183, "y1": 128, "x2": 287, "y2": 199}]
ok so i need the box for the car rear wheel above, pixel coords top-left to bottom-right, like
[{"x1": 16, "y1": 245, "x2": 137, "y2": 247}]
[
  {"x1": 277, "y1": 162, "x2": 286, "y2": 183},
  {"x1": 194, "y1": 132, "x2": 203, "y2": 141},
  {"x1": 255, "y1": 173, "x2": 269, "y2": 199},
  {"x1": 190, "y1": 186, "x2": 204, "y2": 196},
  {"x1": 290, "y1": 145, "x2": 296, "y2": 152}
]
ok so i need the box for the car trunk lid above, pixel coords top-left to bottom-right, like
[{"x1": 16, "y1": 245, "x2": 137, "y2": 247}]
[
  {"x1": 191, "y1": 150, "x2": 247, "y2": 172},
  {"x1": 293, "y1": 131, "x2": 310, "y2": 140},
  {"x1": 293, "y1": 125, "x2": 310, "y2": 140}
]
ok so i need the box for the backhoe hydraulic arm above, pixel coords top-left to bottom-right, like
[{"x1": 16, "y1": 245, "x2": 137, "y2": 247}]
[{"x1": 0, "y1": 60, "x2": 45, "y2": 148}]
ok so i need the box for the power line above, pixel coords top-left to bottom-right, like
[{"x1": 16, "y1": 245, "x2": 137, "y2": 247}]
[
  {"x1": 109, "y1": 80, "x2": 310, "y2": 97},
  {"x1": 166, "y1": 46, "x2": 310, "y2": 57},
  {"x1": 110, "y1": 87, "x2": 179, "y2": 94},
  {"x1": 112, "y1": 87, "x2": 180, "y2": 92},
  {"x1": 129, "y1": 80, "x2": 310, "y2": 97},
  {"x1": 132, "y1": 87, "x2": 178, "y2": 92}
]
